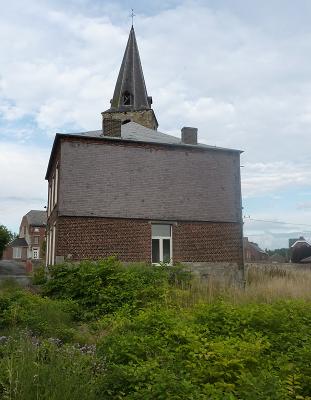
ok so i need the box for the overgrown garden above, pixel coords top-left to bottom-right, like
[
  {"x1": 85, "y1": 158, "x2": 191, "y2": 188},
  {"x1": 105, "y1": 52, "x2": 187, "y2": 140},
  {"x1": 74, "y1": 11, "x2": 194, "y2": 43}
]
[{"x1": 0, "y1": 258, "x2": 310, "y2": 399}]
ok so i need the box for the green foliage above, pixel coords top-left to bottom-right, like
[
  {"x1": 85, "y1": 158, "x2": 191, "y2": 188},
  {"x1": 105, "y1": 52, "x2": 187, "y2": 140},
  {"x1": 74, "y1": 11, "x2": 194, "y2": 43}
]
[
  {"x1": 0, "y1": 261, "x2": 311, "y2": 398},
  {"x1": 266, "y1": 247, "x2": 289, "y2": 261},
  {"x1": 43, "y1": 257, "x2": 172, "y2": 319},
  {"x1": 0, "y1": 225, "x2": 14, "y2": 259},
  {"x1": 31, "y1": 266, "x2": 47, "y2": 285},
  {"x1": 96, "y1": 301, "x2": 311, "y2": 399},
  {"x1": 0, "y1": 334, "x2": 98, "y2": 400},
  {"x1": 0, "y1": 284, "x2": 76, "y2": 341}
]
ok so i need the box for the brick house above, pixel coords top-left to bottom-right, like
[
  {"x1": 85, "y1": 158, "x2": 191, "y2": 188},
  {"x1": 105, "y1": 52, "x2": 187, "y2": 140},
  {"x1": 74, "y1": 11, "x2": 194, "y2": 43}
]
[
  {"x1": 45, "y1": 27, "x2": 244, "y2": 274},
  {"x1": 3, "y1": 210, "x2": 46, "y2": 266},
  {"x1": 243, "y1": 237, "x2": 268, "y2": 262}
]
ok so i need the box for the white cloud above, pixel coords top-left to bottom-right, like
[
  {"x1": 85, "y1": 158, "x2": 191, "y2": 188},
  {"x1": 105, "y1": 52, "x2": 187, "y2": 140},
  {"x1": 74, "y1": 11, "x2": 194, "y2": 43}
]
[
  {"x1": 242, "y1": 162, "x2": 311, "y2": 198},
  {"x1": 1, "y1": 0, "x2": 311, "y2": 247},
  {"x1": 0, "y1": 142, "x2": 48, "y2": 231}
]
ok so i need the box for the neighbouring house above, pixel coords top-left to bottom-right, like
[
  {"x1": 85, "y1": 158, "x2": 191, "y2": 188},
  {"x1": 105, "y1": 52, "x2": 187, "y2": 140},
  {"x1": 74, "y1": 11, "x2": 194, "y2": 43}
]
[
  {"x1": 289, "y1": 237, "x2": 311, "y2": 263},
  {"x1": 3, "y1": 210, "x2": 47, "y2": 268},
  {"x1": 45, "y1": 26, "x2": 244, "y2": 279},
  {"x1": 243, "y1": 237, "x2": 268, "y2": 262}
]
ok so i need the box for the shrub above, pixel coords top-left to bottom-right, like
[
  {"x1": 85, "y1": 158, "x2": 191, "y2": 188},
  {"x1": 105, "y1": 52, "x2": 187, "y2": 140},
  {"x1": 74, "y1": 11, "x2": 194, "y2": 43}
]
[
  {"x1": 0, "y1": 284, "x2": 76, "y2": 341},
  {"x1": 96, "y1": 301, "x2": 311, "y2": 399},
  {"x1": 31, "y1": 265, "x2": 47, "y2": 285},
  {"x1": 43, "y1": 258, "x2": 172, "y2": 319}
]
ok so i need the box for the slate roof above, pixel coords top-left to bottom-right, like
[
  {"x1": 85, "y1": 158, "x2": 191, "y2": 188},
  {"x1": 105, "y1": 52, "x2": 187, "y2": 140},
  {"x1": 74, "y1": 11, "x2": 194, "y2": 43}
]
[
  {"x1": 300, "y1": 256, "x2": 311, "y2": 263},
  {"x1": 108, "y1": 26, "x2": 151, "y2": 112},
  {"x1": 290, "y1": 239, "x2": 311, "y2": 248},
  {"x1": 67, "y1": 121, "x2": 241, "y2": 152},
  {"x1": 8, "y1": 237, "x2": 28, "y2": 247},
  {"x1": 25, "y1": 210, "x2": 47, "y2": 227}
]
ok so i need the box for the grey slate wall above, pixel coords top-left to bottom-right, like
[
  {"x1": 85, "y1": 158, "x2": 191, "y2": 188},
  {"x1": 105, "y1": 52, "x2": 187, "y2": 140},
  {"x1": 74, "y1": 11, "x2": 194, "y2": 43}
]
[{"x1": 59, "y1": 139, "x2": 242, "y2": 223}]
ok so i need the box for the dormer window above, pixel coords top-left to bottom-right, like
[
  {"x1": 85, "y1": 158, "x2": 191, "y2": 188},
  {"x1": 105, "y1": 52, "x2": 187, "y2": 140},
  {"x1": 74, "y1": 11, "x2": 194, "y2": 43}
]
[{"x1": 122, "y1": 91, "x2": 132, "y2": 105}]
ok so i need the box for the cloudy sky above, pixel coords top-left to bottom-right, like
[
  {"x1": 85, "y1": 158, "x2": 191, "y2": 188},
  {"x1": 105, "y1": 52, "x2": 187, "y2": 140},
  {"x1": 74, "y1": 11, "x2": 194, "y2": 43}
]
[{"x1": 0, "y1": 0, "x2": 311, "y2": 249}]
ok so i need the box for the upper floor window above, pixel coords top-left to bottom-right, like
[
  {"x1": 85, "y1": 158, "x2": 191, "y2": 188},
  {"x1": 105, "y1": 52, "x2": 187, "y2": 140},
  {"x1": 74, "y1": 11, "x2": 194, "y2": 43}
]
[
  {"x1": 48, "y1": 163, "x2": 59, "y2": 216},
  {"x1": 33, "y1": 236, "x2": 39, "y2": 245},
  {"x1": 34, "y1": 227, "x2": 39, "y2": 233}
]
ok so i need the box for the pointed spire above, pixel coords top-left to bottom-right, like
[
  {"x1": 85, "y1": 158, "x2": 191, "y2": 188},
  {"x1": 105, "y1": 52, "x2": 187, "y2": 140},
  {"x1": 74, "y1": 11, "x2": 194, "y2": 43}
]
[{"x1": 109, "y1": 26, "x2": 152, "y2": 112}]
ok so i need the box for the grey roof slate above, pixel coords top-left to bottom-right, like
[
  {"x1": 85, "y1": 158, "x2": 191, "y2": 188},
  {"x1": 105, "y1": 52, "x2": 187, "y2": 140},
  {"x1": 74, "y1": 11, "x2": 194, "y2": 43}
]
[
  {"x1": 108, "y1": 26, "x2": 151, "y2": 112},
  {"x1": 25, "y1": 210, "x2": 47, "y2": 226},
  {"x1": 9, "y1": 237, "x2": 28, "y2": 247},
  {"x1": 66, "y1": 121, "x2": 241, "y2": 152}
]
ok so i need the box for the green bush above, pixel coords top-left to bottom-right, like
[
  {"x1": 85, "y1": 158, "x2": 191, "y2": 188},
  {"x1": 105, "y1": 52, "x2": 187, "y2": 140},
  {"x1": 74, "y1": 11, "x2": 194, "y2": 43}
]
[
  {"x1": 0, "y1": 284, "x2": 76, "y2": 341},
  {"x1": 96, "y1": 301, "x2": 311, "y2": 399},
  {"x1": 31, "y1": 265, "x2": 47, "y2": 285},
  {"x1": 43, "y1": 258, "x2": 172, "y2": 319}
]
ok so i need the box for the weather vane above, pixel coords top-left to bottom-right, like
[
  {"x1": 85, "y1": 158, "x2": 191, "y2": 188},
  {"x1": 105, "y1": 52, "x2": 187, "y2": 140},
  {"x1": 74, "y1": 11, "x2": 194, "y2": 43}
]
[{"x1": 131, "y1": 8, "x2": 135, "y2": 26}]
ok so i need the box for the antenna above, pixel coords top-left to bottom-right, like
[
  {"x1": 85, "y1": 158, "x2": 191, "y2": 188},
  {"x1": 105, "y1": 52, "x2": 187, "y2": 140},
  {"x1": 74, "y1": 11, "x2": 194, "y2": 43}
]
[{"x1": 131, "y1": 8, "x2": 135, "y2": 26}]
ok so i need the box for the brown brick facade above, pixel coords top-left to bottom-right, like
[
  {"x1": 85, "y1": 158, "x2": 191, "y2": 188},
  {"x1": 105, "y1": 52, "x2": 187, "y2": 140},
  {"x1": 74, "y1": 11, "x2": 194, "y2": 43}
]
[
  {"x1": 55, "y1": 216, "x2": 243, "y2": 264},
  {"x1": 173, "y1": 221, "x2": 243, "y2": 264},
  {"x1": 56, "y1": 217, "x2": 151, "y2": 262}
]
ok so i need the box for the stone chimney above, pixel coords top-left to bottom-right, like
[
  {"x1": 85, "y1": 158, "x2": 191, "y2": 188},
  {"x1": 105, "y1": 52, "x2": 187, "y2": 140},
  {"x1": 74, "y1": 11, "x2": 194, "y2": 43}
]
[
  {"x1": 181, "y1": 127, "x2": 198, "y2": 145},
  {"x1": 102, "y1": 117, "x2": 122, "y2": 137}
]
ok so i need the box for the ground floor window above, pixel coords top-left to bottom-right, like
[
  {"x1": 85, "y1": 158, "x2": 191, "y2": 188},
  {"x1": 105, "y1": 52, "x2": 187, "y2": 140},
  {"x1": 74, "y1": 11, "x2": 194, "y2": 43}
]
[
  {"x1": 151, "y1": 224, "x2": 172, "y2": 264},
  {"x1": 13, "y1": 247, "x2": 22, "y2": 259},
  {"x1": 32, "y1": 248, "x2": 39, "y2": 259}
]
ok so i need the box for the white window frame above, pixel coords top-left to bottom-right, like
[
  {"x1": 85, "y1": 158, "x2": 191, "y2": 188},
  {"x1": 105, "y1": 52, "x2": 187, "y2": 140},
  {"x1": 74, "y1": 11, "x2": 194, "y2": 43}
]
[
  {"x1": 13, "y1": 247, "x2": 22, "y2": 259},
  {"x1": 32, "y1": 248, "x2": 39, "y2": 259},
  {"x1": 54, "y1": 164, "x2": 59, "y2": 206},
  {"x1": 46, "y1": 230, "x2": 50, "y2": 267},
  {"x1": 151, "y1": 225, "x2": 173, "y2": 265},
  {"x1": 48, "y1": 184, "x2": 52, "y2": 216},
  {"x1": 51, "y1": 222, "x2": 56, "y2": 266}
]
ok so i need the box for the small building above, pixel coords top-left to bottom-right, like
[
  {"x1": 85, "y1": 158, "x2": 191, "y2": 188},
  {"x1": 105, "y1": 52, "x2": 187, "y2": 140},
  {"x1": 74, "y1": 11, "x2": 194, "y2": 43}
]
[
  {"x1": 243, "y1": 237, "x2": 268, "y2": 262},
  {"x1": 289, "y1": 237, "x2": 311, "y2": 263},
  {"x1": 45, "y1": 27, "x2": 244, "y2": 278},
  {"x1": 3, "y1": 210, "x2": 47, "y2": 266}
]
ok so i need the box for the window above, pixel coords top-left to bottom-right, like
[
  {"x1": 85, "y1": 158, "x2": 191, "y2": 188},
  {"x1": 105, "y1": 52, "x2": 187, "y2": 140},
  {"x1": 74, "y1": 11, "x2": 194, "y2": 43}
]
[
  {"x1": 34, "y1": 227, "x2": 39, "y2": 233},
  {"x1": 33, "y1": 236, "x2": 39, "y2": 245},
  {"x1": 151, "y1": 224, "x2": 172, "y2": 264},
  {"x1": 32, "y1": 248, "x2": 39, "y2": 259},
  {"x1": 13, "y1": 247, "x2": 22, "y2": 259},
  {"x1": 122, "y1": 91, "x2": 132, "y2": 105},
  {"x1": 54, "y1": 165, "x2": 59, "y2": 205}
]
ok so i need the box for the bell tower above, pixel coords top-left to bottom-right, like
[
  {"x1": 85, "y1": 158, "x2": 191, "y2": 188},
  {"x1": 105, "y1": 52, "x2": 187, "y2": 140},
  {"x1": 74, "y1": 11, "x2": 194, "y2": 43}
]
[{"x1": 102, "y1": 26, "x2": 158, "y2": 133}]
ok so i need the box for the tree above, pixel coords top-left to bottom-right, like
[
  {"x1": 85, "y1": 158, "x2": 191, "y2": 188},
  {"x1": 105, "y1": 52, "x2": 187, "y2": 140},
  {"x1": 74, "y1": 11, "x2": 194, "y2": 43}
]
[{"x1": 0, "y1": 225, "x2": 14, "y2": 259}]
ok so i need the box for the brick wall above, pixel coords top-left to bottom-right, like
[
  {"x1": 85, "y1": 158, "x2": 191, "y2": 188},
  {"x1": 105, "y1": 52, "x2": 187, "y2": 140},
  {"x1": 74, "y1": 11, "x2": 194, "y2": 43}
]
[
  {"x1": 56, "y1": 217, "x2": 151, "y2": 262},
  {"x1": 55, "y1": 216, "x2": 243, "y2": 264},
  {"x1": 173, "y1": 221, "x2": 243, "y2": 264}
]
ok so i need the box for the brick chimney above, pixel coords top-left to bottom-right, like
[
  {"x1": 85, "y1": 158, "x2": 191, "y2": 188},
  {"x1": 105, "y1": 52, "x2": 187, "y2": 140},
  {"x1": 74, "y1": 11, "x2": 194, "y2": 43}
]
[
  {"x1": 181, "y1": 127, "x2": 198, "y2": 145},
  {"x1": 102, "y1": 117, "x2": 122, "y2": 137}
]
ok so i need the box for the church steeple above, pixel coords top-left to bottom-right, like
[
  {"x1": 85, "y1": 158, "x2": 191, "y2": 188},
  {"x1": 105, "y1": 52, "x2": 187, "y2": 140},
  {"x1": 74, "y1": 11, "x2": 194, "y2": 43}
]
[
  {"x1": 102, "y1": 26, "x2": 158, "y2": 133},
  {"x1": 110, "y1": 26, "x2": 152, "y2": 112}
]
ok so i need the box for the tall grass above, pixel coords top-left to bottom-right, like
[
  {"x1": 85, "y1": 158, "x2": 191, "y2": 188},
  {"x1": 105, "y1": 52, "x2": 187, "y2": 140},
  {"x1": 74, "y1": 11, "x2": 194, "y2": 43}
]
[{"x1": 168, "y1": 264, "x2": 311, "y2": 308}]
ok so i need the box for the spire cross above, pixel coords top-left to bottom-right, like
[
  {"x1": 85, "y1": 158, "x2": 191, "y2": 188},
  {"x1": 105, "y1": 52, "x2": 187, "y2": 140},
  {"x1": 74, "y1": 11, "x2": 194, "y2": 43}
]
[{"x1": 131, "y1": 8, "x2": 135, "y2": 26}]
